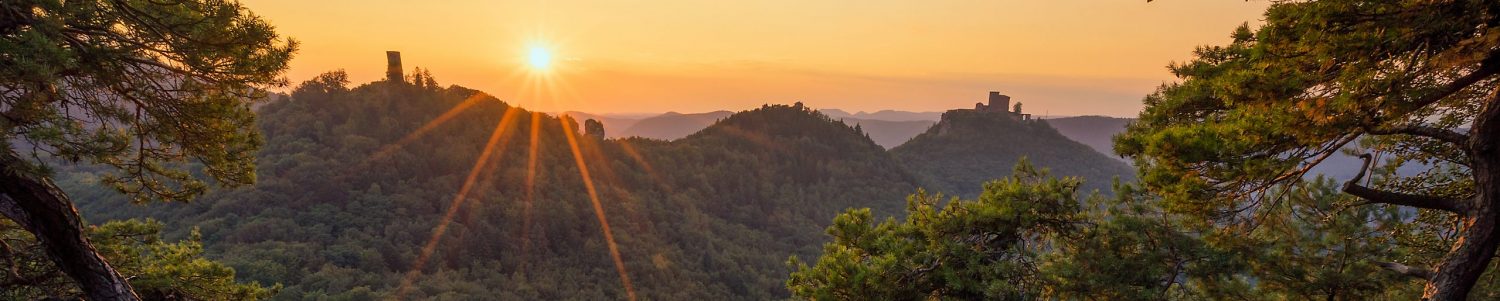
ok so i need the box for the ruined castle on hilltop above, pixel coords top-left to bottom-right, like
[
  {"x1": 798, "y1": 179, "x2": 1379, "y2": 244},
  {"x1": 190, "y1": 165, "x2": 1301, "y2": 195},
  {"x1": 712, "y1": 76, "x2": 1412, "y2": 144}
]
[
  {"x1": 387, "y1": 51, "x2": 403, "y2": 83},
  {"x1": 972, "y1": 91, "x2": 1030, "y2": 120}
]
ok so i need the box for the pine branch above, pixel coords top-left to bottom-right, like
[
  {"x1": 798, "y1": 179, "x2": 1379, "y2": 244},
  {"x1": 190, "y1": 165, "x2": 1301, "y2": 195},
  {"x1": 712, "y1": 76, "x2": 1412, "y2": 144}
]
[
  {"x1": 1367, "y1": 124, "x2": 1470, "y2": 146},
  {"x1": 1343, "y1": 153, "x2": 1466, "y2": 214},
  {"x1": 1374, "y1": 261, "x2": 1434, "y2": 279}
]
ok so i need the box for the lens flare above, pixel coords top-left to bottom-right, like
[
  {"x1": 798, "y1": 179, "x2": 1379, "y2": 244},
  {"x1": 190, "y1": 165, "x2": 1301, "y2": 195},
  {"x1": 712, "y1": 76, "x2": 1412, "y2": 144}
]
[
  {"x1": 519, "y1": 111, "x2": 543, "y2": 272},
  {"x1": 391, "y1": 106, "x2": 520, "y2": 300},
  {"x1": 617, "y1": 141, "x2": 667, "y2": 192},
  {"x1": 560, "y1": 118, "x2": 637, "y2": 301},
  {"x1": 367, "y1": 93, "x2": 489, "y2": 163}
]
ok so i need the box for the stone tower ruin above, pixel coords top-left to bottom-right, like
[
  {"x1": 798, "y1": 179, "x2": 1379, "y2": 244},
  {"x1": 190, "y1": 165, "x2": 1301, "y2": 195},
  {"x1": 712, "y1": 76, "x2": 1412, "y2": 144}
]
[
  {"x1": 386, "y1": 51, "x2": 403, "y2": 83},
  {"x1": 988, "y1": 91, "x2": 1010, "y2": 113}
]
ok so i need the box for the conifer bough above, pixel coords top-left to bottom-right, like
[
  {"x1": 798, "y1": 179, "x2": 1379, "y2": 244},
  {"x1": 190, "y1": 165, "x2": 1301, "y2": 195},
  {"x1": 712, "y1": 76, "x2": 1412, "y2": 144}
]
[
  {"x1": 1117, "y1": 1, "x2": 1500, "y2": 299},
  {"x1": 0, "y1": 0, "x2": 295, "y2": 299}
]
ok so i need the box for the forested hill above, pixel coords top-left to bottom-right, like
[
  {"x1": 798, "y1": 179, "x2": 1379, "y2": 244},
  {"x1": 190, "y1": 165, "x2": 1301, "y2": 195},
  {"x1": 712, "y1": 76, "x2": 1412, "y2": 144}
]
[
  {"x1": 61, "y1": 74, "x2": 919, "y2": 300},
  {"x1": 677, "y1": 103, "x2": 921, "y2": 220},
  {"x1": 892, "y1": 109, "x2": 1136, "y2": 197}
]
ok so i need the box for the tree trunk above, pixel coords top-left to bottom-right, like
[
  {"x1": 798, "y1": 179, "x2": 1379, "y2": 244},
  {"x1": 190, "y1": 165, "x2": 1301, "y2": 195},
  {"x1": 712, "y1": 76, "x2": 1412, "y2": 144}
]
[
  {"x1": 1423, "y1": 89, "x2": 1500, "y2": 300},
  {"x1": 0, "y1": 155, "x2": 140, "y2": 301}
]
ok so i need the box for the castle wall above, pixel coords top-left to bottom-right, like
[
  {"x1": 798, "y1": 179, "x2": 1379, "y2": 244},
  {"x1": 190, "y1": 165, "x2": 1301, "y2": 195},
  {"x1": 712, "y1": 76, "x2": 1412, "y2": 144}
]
[{"x1": 987, "y1": 92, "x2": 1010, "y2": 113}]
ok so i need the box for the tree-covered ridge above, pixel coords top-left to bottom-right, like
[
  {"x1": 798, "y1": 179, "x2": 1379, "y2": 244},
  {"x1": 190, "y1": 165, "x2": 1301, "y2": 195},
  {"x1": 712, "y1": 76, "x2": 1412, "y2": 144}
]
[
  {"x1": 892, "y1": 109, "x2": 1136, "y2": 198},
  {"x1": 788, "y1": 161, "x2": 1082, "y2": 300},
  {"x1": 789, "y1": 161, "x2": 1430, "y2": 300},
  {"x1": 679, "y1": 102, "x2": 921, "y2": 217},
  {"x1": 60, "y1": 74, "x2": 925, "y2": 300}
]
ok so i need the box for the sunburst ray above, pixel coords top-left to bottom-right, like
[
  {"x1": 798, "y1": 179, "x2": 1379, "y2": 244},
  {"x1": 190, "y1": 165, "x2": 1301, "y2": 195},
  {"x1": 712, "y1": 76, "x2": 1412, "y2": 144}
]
[
  {"x1": 560, "y1": 118, "x2": 637, "y2": 301},
  {"x1": 390, "y1": 105, "x2": 521, "y2": 300},
  {"x1": 519, "y1": 111, "x2": 543, "y2": 272},
  {"x1": 367, "y1": 92, "x2": 490, "y2": 163}
]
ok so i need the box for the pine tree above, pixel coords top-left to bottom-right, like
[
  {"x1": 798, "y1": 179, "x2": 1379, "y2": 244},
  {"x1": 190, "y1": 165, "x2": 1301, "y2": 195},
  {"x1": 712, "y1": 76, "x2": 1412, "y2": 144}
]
[
  {"x1": 0, "y1": 1, "x2": 294, "y2": 299},
  {"x1": 1115, "y1": 1, "x2": 1500, "y2": 299}
]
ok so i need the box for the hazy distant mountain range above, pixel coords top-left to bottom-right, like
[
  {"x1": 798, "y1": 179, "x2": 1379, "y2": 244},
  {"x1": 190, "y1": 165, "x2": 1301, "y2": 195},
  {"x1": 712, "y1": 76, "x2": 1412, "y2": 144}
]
[
  {"x1": 560, "y1": 109, "x2": 1133, "y2": 152},
  {"x1": 1042, "y1": 116, "x2": 1133, "y2": 160},
  {"x1": 621, "y1": 111, "x2": 735, "y2": 140},
  {"x1": 560, "y1": 110, "x2": 1418, "y2": 181},
  {"x1": 817, "y1": 109, "x2": 944, "y2": 122},
  {"x1": 837, "y1": 118, "x2": 935, "y2": 149}
]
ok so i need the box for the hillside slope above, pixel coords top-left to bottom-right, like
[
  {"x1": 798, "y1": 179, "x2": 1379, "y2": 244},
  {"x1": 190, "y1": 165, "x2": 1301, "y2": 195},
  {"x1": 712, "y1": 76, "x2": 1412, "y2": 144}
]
[{"x1": 892, "y1": 110, "x2": 1136, "y2": 197}]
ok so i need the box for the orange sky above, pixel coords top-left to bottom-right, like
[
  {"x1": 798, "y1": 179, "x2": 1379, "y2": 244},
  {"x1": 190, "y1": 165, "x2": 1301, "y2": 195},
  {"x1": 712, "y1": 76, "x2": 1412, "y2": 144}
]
[{"x1": 242, "y1": 0, "x2": 1271, "y2": 117}]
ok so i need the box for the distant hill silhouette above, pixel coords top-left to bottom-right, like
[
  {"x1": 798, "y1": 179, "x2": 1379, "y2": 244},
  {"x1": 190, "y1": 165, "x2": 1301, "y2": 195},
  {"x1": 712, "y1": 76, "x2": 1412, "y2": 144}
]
[
  {"x1": 573, "y1": 109, "x2": 1129, "y2": 152},
  {"x1": 594, "y1": 109, "x2": 935, "y2": 149},
  {"x1": 837, "y1": 118, "x2": 934, "y2": 149},
  {"x1": 1042, "y1": 116, "x2": 1133, "y2": 160},
  {"x1": 819, "y1": 109, "x2": 943, "y2": 122},
  {"x1": 618, "y1": 110, "x2": 733, "y2": 140},
  {"x1": 893, "y1": 110, "x2": 1136, "y2": 197}
]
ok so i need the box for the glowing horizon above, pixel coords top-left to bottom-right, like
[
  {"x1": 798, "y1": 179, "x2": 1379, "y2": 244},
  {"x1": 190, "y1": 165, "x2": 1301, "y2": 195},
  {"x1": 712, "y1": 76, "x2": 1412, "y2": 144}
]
[{"x1": 242, "y1": 0, "x2": 1271, "y2": 117}]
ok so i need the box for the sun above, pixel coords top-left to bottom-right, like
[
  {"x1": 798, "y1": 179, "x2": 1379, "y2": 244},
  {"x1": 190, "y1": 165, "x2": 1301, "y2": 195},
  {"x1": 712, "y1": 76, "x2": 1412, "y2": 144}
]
[{"x1": 527, "y1": 46, "x2": 553, "y2": 71}]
